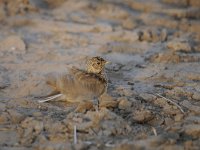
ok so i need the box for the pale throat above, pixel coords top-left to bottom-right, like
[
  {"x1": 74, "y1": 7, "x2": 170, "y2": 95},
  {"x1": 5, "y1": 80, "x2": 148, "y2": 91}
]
[
  {"x1": 87, "y1": 65, "x2": 108, "y2": 88},
  {"x1": 86, "y1": 64, "x2": 105, "y2": 74},
  {"x1": 87, "y1": 67, "x2": 104, "y2": 74}
]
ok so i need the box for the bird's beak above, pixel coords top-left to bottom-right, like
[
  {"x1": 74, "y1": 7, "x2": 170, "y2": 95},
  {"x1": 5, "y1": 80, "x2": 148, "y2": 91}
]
[{"x1": 105, "y1": 61, "x2": 110, "y2": 64}]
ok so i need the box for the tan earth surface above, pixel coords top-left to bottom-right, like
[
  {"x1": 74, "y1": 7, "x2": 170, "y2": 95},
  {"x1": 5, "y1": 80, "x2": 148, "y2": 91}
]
[{"x1": 0, "y1": 0, "x2": 200, "y2": 149}]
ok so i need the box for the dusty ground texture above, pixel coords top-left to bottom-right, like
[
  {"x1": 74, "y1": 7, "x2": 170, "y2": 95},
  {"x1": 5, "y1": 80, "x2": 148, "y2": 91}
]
[{"x1": 0, "y1": 0, "x2": 200, "y2": 149}]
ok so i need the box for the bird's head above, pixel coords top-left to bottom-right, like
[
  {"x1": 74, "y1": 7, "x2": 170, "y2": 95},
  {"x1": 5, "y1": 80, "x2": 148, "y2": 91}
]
[{"x1": 87, "y1": 56, "x2": 109, "y2": 74}]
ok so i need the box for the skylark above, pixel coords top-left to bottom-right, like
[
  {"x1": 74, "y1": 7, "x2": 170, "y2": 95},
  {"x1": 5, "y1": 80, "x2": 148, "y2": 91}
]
[{"x1": 38, "y1": 56, "x2": 109, "y2": 110}]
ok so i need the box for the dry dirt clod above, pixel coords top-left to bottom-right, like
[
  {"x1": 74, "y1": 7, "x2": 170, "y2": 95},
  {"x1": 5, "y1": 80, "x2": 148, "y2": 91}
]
[
  {"x1": 184, "y1": 124, "x2": 200, "y2": 138},
  {"x1": 0, "y1": 103, "x2": 6, "y2": 111},
  {"x1": 174, "y1": 114, "x2": 184, "y2": 122},
  {"x1": 167, "y1": 38, "x2": 192, "y2": 52},
  {"x1": 66, "y1": 108, "x2": 131, "y2": 136},
  {"x1": 132, "y1": 109, "x2": 154, "y2": 123},
  {"x1": 7, "y1": 109, "x2": 25, "y2": 123},
  {"x1": 164, "y1": 117, "x2": 174, "y2": 126},
  {"x1": 192, "y1": 92, "x2": 200, "y2": 101},
  {"x1": 0, "y1": 35, "x2": 26, "y2": 54},
  {"x1": 181, "y1": 100, "x2": 200, "y2": 114},
  {"x1": 139, "y1": 93, "x2": 157, "y2": 102},
  {"x1": 185, "y1": 116, "x2": 200, "y2": 124},
  {"x1": 75, "y1": 102, "x2": 93, "y2": 113},
  {"x1": 21, "y1": 117, "x2": 44, "y2": 134},
  {"x1": 0, "y1": 112, "x2": 9, "y2": 124},
  {"x1": 100, "y1": 94, "x2": 118, "y2": 108},
  {"x1": 118, "y1": 97, "x2": 132, "y2": 110}
]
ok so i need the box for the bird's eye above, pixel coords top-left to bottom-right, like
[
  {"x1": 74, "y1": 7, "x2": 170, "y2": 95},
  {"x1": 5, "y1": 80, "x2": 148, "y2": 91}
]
[{"x1": 97, "y1": 62, "x2": 100, "y2": 65}]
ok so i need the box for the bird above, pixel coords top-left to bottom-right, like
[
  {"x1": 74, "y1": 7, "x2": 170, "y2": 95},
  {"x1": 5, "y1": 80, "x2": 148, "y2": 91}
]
[{"x1": 38, "y1": 56, "x2": 109, "y2": 110}]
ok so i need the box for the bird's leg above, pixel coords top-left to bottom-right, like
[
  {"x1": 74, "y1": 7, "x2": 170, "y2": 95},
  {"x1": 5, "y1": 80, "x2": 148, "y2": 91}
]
[{"x1": 93, "y1": 97, "x2": 99, "y2": 112}]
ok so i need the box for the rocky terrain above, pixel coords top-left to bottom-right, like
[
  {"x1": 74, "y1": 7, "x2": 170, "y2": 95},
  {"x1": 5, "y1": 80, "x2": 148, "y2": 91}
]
[{"x1": 0, "y1": 0, "x2": 200, "y2": 149}]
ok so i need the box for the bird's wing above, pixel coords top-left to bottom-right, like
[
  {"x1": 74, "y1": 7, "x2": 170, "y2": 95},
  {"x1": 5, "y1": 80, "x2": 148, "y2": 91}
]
[
  {"x1": 45, "y1": 67, "x2": 107, "y2": 100},
  {"x1": 69, "y1": 67, "x2": 107, "y2": 96}
]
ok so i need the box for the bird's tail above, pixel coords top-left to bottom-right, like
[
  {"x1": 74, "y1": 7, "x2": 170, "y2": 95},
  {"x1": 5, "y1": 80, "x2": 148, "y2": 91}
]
[{"x1": 38, "y1": 93, "x2": 63, "y2": 103}]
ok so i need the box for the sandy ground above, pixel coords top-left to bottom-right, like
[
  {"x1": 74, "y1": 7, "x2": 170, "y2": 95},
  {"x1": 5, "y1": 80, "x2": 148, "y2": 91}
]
[{"x1": 0, "y1": 0, "x2": 200, "y2": 149}]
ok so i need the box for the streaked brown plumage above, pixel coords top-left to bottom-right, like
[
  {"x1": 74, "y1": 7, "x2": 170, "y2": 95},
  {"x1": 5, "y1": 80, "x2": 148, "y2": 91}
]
[{"x1": 38, "y1": 56, "x2": 109, "y2": 109}]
